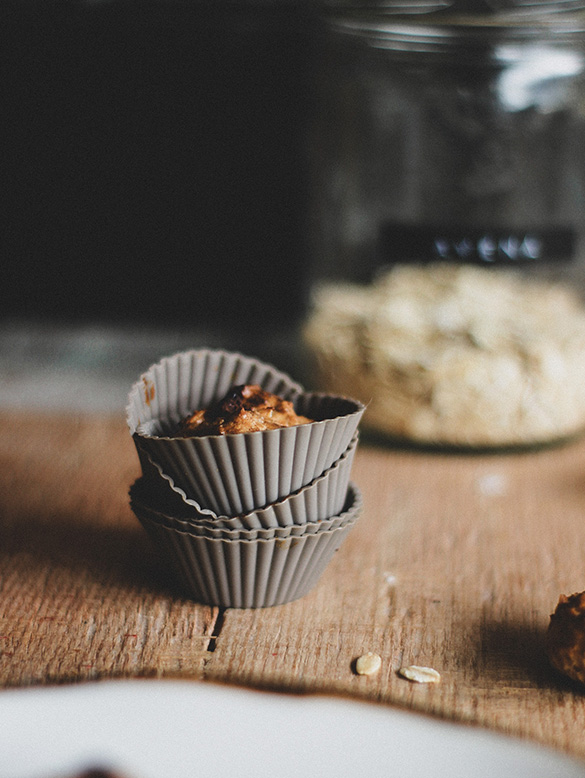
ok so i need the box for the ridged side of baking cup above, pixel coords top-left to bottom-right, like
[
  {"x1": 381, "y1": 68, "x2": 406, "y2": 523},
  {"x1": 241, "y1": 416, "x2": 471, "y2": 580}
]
[
  {"x1": 132, "y1": 393, "x2": 364, "y2": 517},
  {"x1": 126, "y1": 348, "x2": 304, "y2": 435},
  {"x1": 136, "y1": 484, "x2": 362, "y2": 608},
  {"x1": 135, "y1": 433, "x2": 358, "y2": 529},
  {"x1": 130, "y1": 481, "x2": 360, "y2": 540}
]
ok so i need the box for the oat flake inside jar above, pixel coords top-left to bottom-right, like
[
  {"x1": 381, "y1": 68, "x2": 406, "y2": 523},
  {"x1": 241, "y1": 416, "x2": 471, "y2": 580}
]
[{"x1": 305, "y1": 2, "x2": 585, "y2": 449}]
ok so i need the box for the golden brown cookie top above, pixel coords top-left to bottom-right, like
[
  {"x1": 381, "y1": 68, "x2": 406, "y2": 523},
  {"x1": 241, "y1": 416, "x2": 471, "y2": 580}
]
[
  {"x1": 546, "y1": 591, "x2": 585, "y2": 687},
  {"x1": 554, "y1": 592, "x2": 585, "y2": 619},
  {"x1": 177, "y1": 384, "x2": 312, "y2": 437}
]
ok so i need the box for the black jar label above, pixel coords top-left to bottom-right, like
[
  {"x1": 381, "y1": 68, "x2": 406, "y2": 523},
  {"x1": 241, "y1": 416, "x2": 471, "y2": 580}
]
[{"x1": 379, "y1": 223, "x2": 576, "y2": 266}]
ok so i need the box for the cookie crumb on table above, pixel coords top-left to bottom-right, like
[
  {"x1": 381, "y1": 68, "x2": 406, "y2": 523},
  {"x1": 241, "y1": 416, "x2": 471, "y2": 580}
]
[{"x1": 546, "y1": 591, "x2": 585, "y2": 687}]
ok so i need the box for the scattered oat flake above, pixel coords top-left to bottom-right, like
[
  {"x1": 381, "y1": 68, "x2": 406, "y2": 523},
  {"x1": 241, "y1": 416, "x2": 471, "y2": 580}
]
[
  {"x1": 476, "y1": 473, "x2": 507, "y2": 497},
  {"x1": 398, "y1": 665, "x2": 441, "y2": 684},
  {"x1": 355, "y1": 652, "x2": 382, "y2": 676}
]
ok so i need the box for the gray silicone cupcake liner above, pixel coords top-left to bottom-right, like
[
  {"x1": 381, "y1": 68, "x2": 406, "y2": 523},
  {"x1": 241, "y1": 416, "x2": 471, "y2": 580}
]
[
  {"x1": 134, "y1": 406, "x2": 363, "y2": 517},
  {"x1": 135, "y1": 483, "x2": 363, "y2": 608},
  {"x1": 136, "y1": 433, "x2": 358, "y2": 529},
  {"x1": 126, "y1": 348, "x2": 304, "y2": 434},
  {"x1": 127, "y1": 349, "x2": 364, "y2": 517},
  {"x1": 130, "y1": 481, "x2": 360, "y2": 541},
  {"x1": 133, "y1": 393, "x2": 364, "y2": 517}
]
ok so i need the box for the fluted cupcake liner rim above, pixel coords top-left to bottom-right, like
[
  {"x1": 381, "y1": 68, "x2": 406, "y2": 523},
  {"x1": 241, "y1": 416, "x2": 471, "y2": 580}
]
[
  {"x1": 130, "y1": 481, "x2": 362, "y2": 541},
  {"x1": 135, "y1": 433, "x2": 358, "y2": 529}
]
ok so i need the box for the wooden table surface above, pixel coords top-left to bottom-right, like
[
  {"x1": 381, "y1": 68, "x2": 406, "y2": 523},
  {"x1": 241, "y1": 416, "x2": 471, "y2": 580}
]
[{"x1": 2, "y1": 409, "x2": 585, "y2": 763}]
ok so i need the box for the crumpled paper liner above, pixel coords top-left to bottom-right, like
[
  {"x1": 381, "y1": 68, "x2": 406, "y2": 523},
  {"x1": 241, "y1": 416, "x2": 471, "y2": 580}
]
[
  {"x1": 136, "y1": 433, "x2": 358, "y2": 529},
  {"x1": 127, "y1": 349, "x2": 364, "y2": 516},
  {"x1": 135, "y1": 484, "x2": 363, "y2": 608}
]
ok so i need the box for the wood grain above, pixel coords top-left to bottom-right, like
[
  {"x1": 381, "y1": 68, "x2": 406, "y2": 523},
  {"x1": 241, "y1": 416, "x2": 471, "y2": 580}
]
[{"x1": 1, "y1": 410, "x2": 585, "y2": 761}]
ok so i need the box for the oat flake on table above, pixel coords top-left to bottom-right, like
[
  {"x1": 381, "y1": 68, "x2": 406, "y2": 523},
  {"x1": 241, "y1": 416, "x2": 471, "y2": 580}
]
[
  {"x1": 355, "y1": 652, "x2": 382, "y2": 676},
  {"x1": 398, "y1": 665, "x2": 441, "y2": 684}
]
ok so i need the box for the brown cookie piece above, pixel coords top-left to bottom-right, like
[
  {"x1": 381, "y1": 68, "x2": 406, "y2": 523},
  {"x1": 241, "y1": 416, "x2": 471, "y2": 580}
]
[{"x1": 546, "y1": 591, "x2": 585, "y2": 686}]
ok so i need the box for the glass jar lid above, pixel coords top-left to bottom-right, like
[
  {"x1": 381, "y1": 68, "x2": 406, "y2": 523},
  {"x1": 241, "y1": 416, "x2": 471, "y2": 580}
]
[
  {"x1": 323, "y1": 4, "x2": 585, "y2": 61},
  {"x1": 319, "y1": 0, "x2": 585, "y2": 16},
  {"x1": 319, "y1": 1, "x2": 454, "y2": 11},
  {"x1": 467, "y1": 0, "x2": 585, "y2": 14}
]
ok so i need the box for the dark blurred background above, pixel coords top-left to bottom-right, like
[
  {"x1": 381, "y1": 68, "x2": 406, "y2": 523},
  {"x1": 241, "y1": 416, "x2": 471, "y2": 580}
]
[{"x1": 1, "y1": 0, "x2": 314, "y2": 336}]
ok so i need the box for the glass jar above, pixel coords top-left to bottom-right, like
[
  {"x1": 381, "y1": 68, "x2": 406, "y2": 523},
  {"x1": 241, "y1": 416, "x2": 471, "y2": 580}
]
[
  {"x1": 308, "y1": 3, "x2": 585, "y2": 290},
  {"x1": 303, "y1": 5, "x2": 585, "y2": 450}
]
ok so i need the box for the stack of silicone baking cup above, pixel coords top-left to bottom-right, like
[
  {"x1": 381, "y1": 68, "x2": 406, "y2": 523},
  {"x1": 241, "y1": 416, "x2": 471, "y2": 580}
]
[{"x1": 126, "y1": 349, "x2": 365, "y2": 608}]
